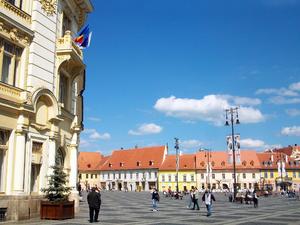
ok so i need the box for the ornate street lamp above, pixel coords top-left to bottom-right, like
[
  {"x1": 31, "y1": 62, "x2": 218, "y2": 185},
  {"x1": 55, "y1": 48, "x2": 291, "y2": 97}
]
[
  {"x1": 225, "y1": 107, "x2": 240, "y2": 201},
  {"x1": 174, "y1": 138, "x2": 179, "y2": 193}
]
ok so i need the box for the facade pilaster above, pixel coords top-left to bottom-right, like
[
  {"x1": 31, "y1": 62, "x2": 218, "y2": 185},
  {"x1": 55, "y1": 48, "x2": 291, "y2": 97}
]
[{"x1": 13, "y1": 130, "x2": 27, "y2": 194}]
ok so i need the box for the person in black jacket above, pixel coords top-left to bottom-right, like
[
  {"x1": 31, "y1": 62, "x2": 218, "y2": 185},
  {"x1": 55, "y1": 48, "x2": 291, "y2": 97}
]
[{"x1": 87, "y1": 187, "x2": 101, "y2": 223}]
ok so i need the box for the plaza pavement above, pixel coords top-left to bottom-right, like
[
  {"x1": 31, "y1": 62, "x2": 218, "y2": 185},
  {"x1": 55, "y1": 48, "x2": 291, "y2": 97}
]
[{"x1": 3, "y1": 191, "x2": 300, "y2": 225}]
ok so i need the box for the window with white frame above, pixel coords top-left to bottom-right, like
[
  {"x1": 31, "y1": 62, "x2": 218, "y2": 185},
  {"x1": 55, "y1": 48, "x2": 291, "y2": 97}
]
[
  {"x1": 0, "y1": 38, "x2": 22, "y2": 86},
  {"x1": 183, "y1": 174, "x2": 187, "y2": 182},
  {"x1": 162, "y1": 175, "x2": 165, "y2": 182},
  {"x1": 201, "y1": 173, "x2": 204, "y2": 179},
  {"x1": 168, "y1": 175, "x2": 171, "y2": 182},
  {"x1": 222, "y1": 173, "x2": 225, "y2": 179}
]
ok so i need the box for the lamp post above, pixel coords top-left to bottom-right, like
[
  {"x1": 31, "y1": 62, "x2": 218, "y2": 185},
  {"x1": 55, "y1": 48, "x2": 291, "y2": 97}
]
[
  {"x1": 225, "y1": 107, "x2": 240, "y2": 201},
  {"x1": 175, "y1": 138, "x2": 179, "y2": 193},
  {"x1": 204, "y1": 149, "x2": 212, "y2": 189}
]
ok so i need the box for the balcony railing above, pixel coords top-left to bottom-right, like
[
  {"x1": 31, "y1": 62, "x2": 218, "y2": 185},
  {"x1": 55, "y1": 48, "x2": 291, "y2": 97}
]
[
  {"x1": 56, "y1": 31, "x2": 83, "y2": 62},
  {"x1": 0, "y1": 0, "x2": 31, "y2": 24},
  {"x1": 0, "y1": 82, "x2": 29, "y2": 104}
]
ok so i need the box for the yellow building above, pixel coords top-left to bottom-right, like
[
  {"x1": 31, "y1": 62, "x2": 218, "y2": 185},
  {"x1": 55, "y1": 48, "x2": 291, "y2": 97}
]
[
  {"x1": 0, "y1": 0, "x2": 92, "y2": 221},
  {"x1": 158, "y1": 154, "x2": 196, "y2": 192},
  {"x1": 257, "y1": 152, "x2": 300, "y2": 191}
]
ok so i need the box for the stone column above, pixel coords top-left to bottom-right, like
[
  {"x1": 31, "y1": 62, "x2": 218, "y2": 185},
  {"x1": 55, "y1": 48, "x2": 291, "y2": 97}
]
[
  {"x1": 13, "y1": 130, "x2": 27, "y2": 194},
  {"x1": 12, "y1": 114, "x2": 28, "y2": 194},
  {"x1": 69, "y1": 131, "x2": 80, "y2": 213}
]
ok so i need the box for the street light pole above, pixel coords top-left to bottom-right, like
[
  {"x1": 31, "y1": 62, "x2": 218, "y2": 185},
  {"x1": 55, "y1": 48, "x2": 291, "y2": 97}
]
[
  {"x1": 225, "y1": 107, "x2": 240, "y2": 201},
  {"x1": 205, "y1": 149, "x2": 212, "y2": 189},
  {"x1": 175, "y1": 138, "x2": 179, "y2": 193}
]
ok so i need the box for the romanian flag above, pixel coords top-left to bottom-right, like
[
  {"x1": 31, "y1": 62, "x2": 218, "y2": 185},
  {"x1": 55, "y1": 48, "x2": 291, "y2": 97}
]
[{"x1": 74, "y1": 25, "x2": 92, "y2": 48}]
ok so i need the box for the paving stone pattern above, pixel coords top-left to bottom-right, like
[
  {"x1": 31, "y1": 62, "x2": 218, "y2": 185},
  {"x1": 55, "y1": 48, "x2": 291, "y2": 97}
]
[{"x1": 3, "y1": 192, "x2": 300, "y2": 225}]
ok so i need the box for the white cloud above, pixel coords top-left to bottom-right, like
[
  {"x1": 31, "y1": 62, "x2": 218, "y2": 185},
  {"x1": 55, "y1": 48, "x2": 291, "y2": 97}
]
[
  {"x1": 180, "y1": 139, "x2": 203, "y2": 150},
  {"x1": 79, "y1": 138, "x2": 90, "y2": 148},
  {"x1": 87, "y1": 117, "x2": 101, "y2": 122},
  {"x1": 281, "y1": 126, "x2": 300, "y2": 136},
  {"x1": 154, "y1": 95, "x2": 264, "y2": 126},
  {"x1": 269, "y1": 96, "x2": 300, "y2": 105},
  {"x1": 240, "y1": 138, "x2": 265, "y2": 148},
  {"x1": 286, "y1": 109, "x2": 300, "y2": 117},
  {"x1": 289, "y1": 82, "x2": 300, "y2": 91},
  {"x1": 128, "y1": 123, "x2": 163, "y2": 135},
  {"x1": 90, "y1": 132, "x2": 111, "y2": 140},
  {"x1": 256, "y1": 81, "x2": 300, "y2": 105},
  {"x1": 256, "y1": 88, "x2": 298, "y2": 97},
  {"x1": 83, "y1": 128, "x2": 111, "y2": 140}
]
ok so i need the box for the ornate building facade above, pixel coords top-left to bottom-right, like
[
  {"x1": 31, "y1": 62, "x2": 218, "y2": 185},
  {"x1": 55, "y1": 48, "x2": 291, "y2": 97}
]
[{"x1": 0, "y1": 0, "x2": 92, "y2": 221}]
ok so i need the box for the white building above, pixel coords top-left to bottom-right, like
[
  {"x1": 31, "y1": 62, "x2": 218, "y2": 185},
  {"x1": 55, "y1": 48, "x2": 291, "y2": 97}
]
[
  {"x1": 0, "y1": 0, "x2": 92, "y2": 221},
  {"x1": 99, "y1": 146, "x2": 167, "y2": 191}
]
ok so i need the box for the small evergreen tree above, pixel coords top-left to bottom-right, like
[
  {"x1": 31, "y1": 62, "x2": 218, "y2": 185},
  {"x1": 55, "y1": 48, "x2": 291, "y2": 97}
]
[{"x1": 41, "y1": 163, "x2": 72, "y2": 202}]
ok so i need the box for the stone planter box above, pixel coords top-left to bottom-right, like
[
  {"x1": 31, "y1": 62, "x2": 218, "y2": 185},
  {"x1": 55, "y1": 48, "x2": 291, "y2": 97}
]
[{"x1": 40, "y1": 200, "x2": 74, "y2": 220}]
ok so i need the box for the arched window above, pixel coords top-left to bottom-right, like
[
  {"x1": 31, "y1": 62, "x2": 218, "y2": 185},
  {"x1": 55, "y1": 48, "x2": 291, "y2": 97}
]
[{"x1": 56, "y1": 148, "x2": 65, "y2": 167}]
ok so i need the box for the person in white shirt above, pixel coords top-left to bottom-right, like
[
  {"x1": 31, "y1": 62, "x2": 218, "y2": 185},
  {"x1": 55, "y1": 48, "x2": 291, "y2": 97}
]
[{"x1": 202, "y1": 189, "x2": 216, "y2": 216}]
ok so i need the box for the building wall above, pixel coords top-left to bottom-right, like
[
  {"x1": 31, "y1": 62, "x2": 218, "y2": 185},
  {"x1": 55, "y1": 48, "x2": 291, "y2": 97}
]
[
  {"x1": 100, "y1": 169, "x2": 158, "y2": 191},
  {"x1": 158, "y1": 170, "x2": 196, "y2": 192},
  {"x1": 196, "y1": 170, "x2": 260, "y2": 191},
  {"x1": 79, "y1": 171, "x2": 100, "y2": 190},
  {"x1": 0, "y1": 0, "x2": 92, "y2": 221}
]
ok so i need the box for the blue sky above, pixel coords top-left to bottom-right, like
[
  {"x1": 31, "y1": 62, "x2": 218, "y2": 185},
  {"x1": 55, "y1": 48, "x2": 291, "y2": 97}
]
[{"x1": 80, "y1": 0, "x2": 300, "y2": 155}]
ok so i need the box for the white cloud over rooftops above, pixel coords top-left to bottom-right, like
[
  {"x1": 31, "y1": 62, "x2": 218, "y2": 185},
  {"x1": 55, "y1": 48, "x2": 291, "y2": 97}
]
[
  {"x1": 281, "y1": 126, "x2": 300, "y2": 136},
  {"x1": 180, "y1": 139, "x2": 203, "y2": 150},
  {"x1": 240, "y1": 138, "x2": 265, "y2": 148},
  {"x1": 129, "y1": 123, "x2": 163, "y2": 136},
  {"x1": 154, "y1": 95, "x2": 264, "y2": 126}
]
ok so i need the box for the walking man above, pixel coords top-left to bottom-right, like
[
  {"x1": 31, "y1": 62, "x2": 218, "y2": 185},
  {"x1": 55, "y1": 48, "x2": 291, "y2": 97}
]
[
  {"x1": 87, "y1": 187, "x2": 102, "y2": 223},
  {"x1": 202, "y1": 189, "x2": 215, "y2": 217},
  {"x1": 253, "y1": 190, "x2": 258, "y2": 208},
  {"x1": 152, "y1": 188, "x2": 160, "y2": 211},
  {"x1": 192, "y1": 187, "x2": 200, "y2": 210}
]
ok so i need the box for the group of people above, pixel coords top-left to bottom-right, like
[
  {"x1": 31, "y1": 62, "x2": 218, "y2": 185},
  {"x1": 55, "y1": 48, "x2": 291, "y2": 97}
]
[{"x1": 159, "y1": 188, "x2": 216, "y2": 216}]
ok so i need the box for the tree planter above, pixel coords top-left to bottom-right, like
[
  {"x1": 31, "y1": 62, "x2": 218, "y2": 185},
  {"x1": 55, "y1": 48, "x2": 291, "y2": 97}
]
[{"x1": 40, "y1": 200, "x2": 74, "y2": 220}]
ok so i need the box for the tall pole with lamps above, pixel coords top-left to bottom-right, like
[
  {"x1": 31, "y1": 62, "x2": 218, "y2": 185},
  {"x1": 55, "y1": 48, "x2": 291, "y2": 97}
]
[
  {"x1": 175, "y1": 138, "x2": 179, "y2": 193},
  {"x1": 204, "y1": 149, "x2": 212, "y2": 189},
  {"x1": 225, "y1": 107, "x2": 240, "y2": 201}
]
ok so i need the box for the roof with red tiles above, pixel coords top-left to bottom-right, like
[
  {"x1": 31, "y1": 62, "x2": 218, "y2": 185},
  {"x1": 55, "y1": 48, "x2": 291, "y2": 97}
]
[
  {"x1": 78, "y1": 152, "x2": 103, "y2": 171},
  {"x1": 196, "y1": 150, "x2": 261, "y2": 170},
  {"x1": 256, "y1": 152, "x2": 300, "y2": 170},
  {"x1": 159, "y1": 154, "x2": 196, "y2": 171},
  {"x1": 100, "y1": 146, "x2": 167, "y2": 171},
  {"x1": 273, "y1": 145, "x2": 300, "y2": 156}
]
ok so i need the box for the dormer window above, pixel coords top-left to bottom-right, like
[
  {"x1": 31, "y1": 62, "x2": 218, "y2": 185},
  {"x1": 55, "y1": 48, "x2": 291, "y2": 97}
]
[
  {"x1": 221, "y1": 161, "x2": 225, "y2": 166},
  {"x1": 137, "y1": 161, "x2": 141, "y2": 166},
  {"x1": 149, "y1": 160, "x2": 154, "y2": 166},
  {"x1": 87, "y1": 164, "x2": 91, "y2": 168},
  {"x1": 250, "y1": 160, "x2": 254, "y2": 166},
  {"x1": 120, "y1": 162, "x2": 124, "y2": 167},
  {"x1": 108, "y1": 163, "x2": 112, "y2": 168},
  {"x1": 242, "y1": 160, "x2": 247, "y2": 166}
]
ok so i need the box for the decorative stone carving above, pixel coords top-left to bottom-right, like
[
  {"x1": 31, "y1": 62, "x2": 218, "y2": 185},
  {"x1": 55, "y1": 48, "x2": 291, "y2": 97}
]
[
  {"x1": 0, "y1": 19, "x2": 32, "y2": 46},
  {"x1": 9, "y1": 28, "x2": 18, "y2": 41},
  {"x1": 39, "y1": 0, "x2": 57, "y2": 16}
]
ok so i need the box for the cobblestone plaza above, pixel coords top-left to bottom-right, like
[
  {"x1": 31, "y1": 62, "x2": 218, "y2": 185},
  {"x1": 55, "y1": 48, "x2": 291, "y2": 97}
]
[{"x1": 3, "y1": 191, "x2": 300, "y2": 225}]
